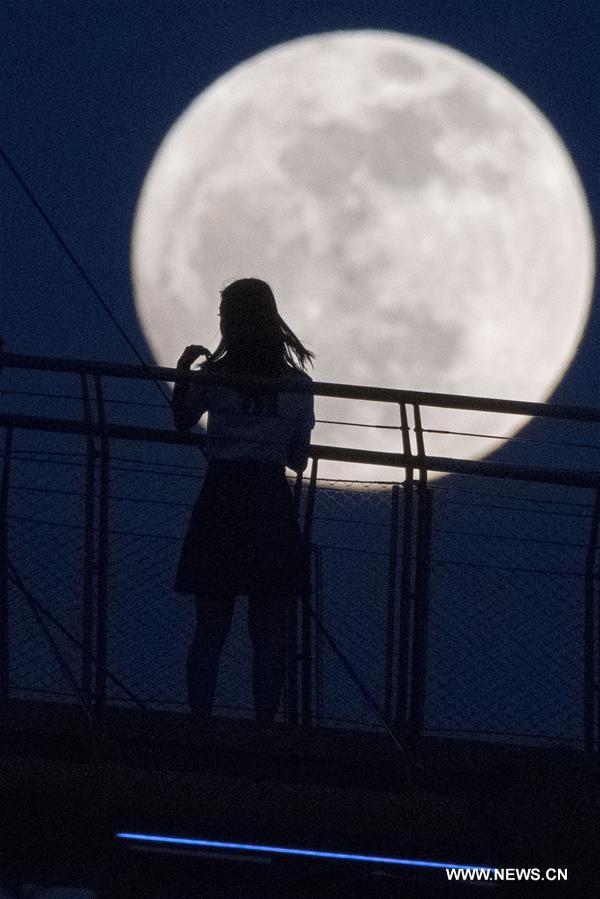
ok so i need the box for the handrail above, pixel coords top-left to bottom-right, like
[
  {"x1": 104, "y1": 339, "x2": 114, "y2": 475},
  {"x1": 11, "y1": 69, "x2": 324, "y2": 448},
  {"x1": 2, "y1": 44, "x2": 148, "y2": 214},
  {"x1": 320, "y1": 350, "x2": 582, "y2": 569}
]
[
  {"x1": 1, "y1": 410, "x2": 599, "y2": 488},
  {"x1": 3, "y1": 351, "x2": 600, "y2": 423}
]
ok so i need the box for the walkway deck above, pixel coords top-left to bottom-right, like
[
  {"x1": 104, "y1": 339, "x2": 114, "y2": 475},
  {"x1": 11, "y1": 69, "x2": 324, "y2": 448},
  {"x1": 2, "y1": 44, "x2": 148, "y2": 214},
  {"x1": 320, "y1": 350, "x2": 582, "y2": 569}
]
[{"x1": 1, "y1": 699, "x2": 598, "y2": 895}]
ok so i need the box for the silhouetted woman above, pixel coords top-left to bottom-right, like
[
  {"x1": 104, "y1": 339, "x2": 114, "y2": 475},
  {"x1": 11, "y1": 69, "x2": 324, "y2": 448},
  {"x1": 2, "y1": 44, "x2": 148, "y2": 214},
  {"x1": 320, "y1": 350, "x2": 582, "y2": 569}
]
[{"x1": 172, "y1": 278, "x2": 315, "y2": 725}]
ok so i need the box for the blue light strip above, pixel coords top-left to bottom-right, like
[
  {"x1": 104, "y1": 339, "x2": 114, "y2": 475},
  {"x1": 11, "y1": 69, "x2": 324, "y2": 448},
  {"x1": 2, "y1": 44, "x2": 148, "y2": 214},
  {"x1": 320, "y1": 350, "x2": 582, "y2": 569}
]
[{"x1": 116, "y1": 832, "x2": 495, "y2": 873}]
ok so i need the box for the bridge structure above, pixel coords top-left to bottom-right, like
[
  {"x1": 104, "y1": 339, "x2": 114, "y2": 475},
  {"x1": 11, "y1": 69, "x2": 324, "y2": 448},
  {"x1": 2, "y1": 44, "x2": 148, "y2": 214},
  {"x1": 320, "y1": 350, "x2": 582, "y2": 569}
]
[{"x1": 1, "y1": 351, "x2": 599, "y2": 896}]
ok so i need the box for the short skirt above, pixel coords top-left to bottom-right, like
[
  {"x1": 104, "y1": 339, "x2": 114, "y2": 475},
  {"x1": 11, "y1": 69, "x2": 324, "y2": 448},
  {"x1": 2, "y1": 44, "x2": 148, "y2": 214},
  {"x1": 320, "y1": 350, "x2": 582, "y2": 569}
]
[{"x1": 175, "y1": 460, "x2": 307, "y2": 597}]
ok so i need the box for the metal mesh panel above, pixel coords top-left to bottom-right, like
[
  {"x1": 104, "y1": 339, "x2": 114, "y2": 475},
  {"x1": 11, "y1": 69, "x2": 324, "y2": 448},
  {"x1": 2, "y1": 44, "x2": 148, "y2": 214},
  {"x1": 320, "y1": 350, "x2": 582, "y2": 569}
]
[
  {"x1": 314, "y1": 543, "x2": 390, "y2": 727},
  {"x1": 103, "y1": 446, "x2": 197, "y2": 709},
  {"x1": 306, "y1": 481, "x2": 396, "y2": 729},
  {"x1": 2, "y1": 401, "x2": 598, "y2": 751},
  {"x1": 424, "y1": 479, "x2": 590, "y2": 745},
  {"x1": 6, "y1": 433, "x2": 87, "y2": 701}
]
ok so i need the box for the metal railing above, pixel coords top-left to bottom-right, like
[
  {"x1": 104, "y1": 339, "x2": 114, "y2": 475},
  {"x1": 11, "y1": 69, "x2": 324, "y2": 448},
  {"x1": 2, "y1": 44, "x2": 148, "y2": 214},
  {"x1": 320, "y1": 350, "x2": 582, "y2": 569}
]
[{"x1": 1, "y1": 352, "x2": 599, "y2": 751}]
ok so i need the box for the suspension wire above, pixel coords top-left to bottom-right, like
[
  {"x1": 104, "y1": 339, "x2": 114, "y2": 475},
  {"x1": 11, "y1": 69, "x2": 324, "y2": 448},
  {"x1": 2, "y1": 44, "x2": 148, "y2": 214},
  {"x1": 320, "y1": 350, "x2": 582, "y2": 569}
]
[
  {"x1": 436, "y1": 495, "x2": 593, "y2": 519},
  {"x1": 0, "y1": 387, "x2": 165, "y2": 410},
  {"x1": 423, "y1": 426, "x2": 600, "y2": 453},
  {"x1": 6, "y1": 558, "x2": 93, "y2": 723},
  {"x1": 10, "y1": 484, "x2": 194, "y2": 509},
  {"x1": 316, "y1": 418, "x2": 402, "y2": 430},
  {"x1": 432, "y1": 525, "x2": 587, "y2": 549},
  {"x1": 0, "y1": 145, "x2": 171, "y2": 407},
  {"x1": 299, "y1": 592, "x2": 413, "y2": 788},
  {"x1": 6, "y1": 556, "x2": 147, "y2": 710},
  {"x1": 431, "y1": 481, "x2": 594, "y2": 507}
]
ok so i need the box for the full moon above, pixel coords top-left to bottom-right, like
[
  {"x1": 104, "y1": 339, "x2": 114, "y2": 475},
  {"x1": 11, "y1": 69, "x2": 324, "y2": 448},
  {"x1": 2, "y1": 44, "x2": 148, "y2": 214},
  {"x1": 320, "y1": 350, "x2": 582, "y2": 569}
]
[{"x1": 132, "y1": 31, "x2": 594, "y2": 482}]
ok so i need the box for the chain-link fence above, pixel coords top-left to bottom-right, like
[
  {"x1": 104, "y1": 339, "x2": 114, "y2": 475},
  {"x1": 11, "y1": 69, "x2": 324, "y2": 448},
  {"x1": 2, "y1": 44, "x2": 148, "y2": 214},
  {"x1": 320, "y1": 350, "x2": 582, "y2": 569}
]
[
  {"x1": 1, "y1": 354, "x2": 599, "y2": 752},
  {"x1": 425, "y1": 477, "x2": 593, "y2": 746}
]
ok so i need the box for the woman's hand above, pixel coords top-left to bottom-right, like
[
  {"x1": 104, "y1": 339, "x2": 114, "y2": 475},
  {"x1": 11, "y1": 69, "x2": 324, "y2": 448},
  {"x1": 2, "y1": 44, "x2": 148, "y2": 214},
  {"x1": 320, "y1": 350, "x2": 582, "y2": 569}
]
[
  {"x1": 177, "y1": 345, "x2": 211, "y2": 370},
  {"x1": 173, "y1": 345, "x2": 211, "y2": 431}
]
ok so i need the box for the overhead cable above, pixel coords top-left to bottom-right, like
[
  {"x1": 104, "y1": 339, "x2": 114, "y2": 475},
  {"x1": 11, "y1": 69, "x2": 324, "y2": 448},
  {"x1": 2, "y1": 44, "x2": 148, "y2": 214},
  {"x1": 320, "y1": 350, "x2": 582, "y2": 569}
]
[{"x1": 0, "y1": 144, "x2": 170, "y2": 406}]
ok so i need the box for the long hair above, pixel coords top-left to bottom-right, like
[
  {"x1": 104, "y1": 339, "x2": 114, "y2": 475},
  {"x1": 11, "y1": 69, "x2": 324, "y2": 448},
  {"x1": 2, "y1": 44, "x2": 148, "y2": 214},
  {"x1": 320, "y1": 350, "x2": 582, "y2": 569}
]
[{"x1": 206, "y1": 278, "x2": 314, "y2": 376}]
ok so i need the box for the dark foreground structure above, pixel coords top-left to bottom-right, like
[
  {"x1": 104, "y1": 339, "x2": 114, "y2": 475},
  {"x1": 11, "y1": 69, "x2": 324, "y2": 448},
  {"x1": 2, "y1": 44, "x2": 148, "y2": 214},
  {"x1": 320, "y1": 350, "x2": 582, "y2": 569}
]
[
  {"x1": 1, "y1": 699, "x2": 599, "y2": 896},
  {"x1": 1, "y1": 353, "x2": 600, "y2": 895}
]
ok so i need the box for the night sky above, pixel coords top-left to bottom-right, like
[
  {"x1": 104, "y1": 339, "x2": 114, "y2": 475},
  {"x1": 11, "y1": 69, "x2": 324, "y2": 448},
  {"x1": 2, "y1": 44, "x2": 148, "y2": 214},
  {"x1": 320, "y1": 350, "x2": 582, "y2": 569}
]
[{"x1": 2, "y1": 0, "x2": 599, "y2": 408}]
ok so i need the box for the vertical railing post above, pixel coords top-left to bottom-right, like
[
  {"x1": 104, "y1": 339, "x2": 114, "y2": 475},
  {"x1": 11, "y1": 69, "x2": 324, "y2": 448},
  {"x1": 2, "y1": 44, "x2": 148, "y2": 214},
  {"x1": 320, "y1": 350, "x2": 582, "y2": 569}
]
[
  {"x1": 314, "y1": 544, "x2": 324, "y2": 725},
  {"x1": 413, "y1": 404, "x2": 428, "y2": 486},
  {"x1": 395, "y1": 402, "x2": 414, "y2": 729},
  {"x1": 286, "y1": 471, "x2": 304, "y2": 724},
  {"x1": 93, "y1": 374, "x2": 110, "y2": 725},
  {"x1": 384, "y1": 483, "x2": 400, "y2": 720},
  {"x1": 584, "y1": 488, "x2": 600, "y2": 752},
  {"x1": 80, "y1": 375, "x2": 95, "y2": 710},
  {"x1": 286, "y1": 600, "x2": 299, "y2": 726},
  {"x1": 293, "y1": 468, "x2": 303, "y2": 515},
  {"x1": 301, "y1": 456, "x2": 318, "y2": 726},
  {"x1": 407, "y1": 402, "x2": 431, "y2": 739},
  {"x1": 0, "y1": 427, "x2": 14, "y2": 703},
  {"x1": 409, "y1": 481, "x2": 433, "y2": 740}
]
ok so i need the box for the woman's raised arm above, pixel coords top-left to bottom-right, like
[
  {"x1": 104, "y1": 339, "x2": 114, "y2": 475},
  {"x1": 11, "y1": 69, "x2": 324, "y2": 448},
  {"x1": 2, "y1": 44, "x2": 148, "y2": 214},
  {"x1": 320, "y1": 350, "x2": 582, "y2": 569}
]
[{"x1": 172, "y1": 345, "x2": 211, "y2": 432}]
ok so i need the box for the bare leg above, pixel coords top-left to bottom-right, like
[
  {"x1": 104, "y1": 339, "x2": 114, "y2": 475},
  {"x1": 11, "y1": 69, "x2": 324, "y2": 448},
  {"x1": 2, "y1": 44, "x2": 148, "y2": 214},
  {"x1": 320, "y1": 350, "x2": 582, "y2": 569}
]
[
  {"x1": 248, "y1": 589, "x2": 294, "y2": 725},
  {"x1": 187, "y1": 592, "x2": 235, "y2": 716}
]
